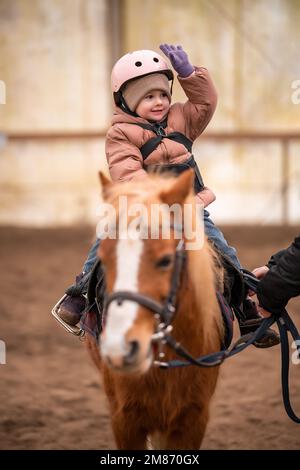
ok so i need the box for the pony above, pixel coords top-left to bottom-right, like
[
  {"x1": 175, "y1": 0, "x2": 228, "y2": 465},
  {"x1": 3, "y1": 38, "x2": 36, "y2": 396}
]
[{"x1": 85, "y1": 169, "x2": 225, "y2": 450}]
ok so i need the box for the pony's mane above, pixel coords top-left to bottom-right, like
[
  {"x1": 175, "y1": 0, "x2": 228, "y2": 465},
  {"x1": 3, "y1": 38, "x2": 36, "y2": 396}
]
[
  {"x1": 182, "y1": 191, "x2": 224, "y2": 343},
  {"x1": 104, "y1": 173, "x2": 224, "y2": 343}
]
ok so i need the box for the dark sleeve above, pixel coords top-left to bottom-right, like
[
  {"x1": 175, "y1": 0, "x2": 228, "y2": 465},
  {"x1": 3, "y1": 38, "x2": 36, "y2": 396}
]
[
  {"x1": 267, "y1": 249, "x2": 288, "y2": 268},
  {"x1": 256, "y1": 236, "x2": 300, "y2": 315}
]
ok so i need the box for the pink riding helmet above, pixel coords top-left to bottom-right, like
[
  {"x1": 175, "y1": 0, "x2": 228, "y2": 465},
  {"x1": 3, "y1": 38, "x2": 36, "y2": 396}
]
[{"x1": 111, "y1": 49, "x2": 174, "y2": 104}]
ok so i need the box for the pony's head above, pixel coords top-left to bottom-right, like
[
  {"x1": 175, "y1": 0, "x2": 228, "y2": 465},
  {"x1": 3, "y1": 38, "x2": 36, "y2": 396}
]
[{"x1": 98, "y1": 171, "x2": 218, "y2": 374}]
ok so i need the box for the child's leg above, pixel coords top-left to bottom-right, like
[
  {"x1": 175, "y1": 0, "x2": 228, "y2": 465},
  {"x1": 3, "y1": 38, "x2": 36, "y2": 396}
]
[
  {"x1": 82, "y1": 238, "x2": 100, "y2": 273},
  {"x1": 57, "y1": 238, "x2": 101, "y2": 326},
  {"x1": 203, "y1": 210, "x2": 241, "y2": 270}
]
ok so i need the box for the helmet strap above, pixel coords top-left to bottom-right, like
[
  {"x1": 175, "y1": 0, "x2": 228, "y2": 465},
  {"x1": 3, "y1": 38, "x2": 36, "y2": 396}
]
[
  {"x1": 119, "y1": 94, "x2": 139, "y2": 118},
  {"x1": 170, "y1": 78, "x2": 174, "y2": 95},
  {"x1": 114, "y1": 73, "x2": 173, "y2": 118}
]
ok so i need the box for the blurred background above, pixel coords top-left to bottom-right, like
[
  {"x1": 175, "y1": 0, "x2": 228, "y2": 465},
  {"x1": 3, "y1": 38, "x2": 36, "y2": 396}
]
[
  {"x1": 0, "y1": 0, "x2": 300, "y2": 451},
  {"x1": 0, "y1": 0, "x2": 299, "y2": 226}
]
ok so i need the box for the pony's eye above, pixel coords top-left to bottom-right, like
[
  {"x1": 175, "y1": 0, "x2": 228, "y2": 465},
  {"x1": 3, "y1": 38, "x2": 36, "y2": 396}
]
[{"x1": 155, "y1": 255, "x2": 173, "y2": 270}]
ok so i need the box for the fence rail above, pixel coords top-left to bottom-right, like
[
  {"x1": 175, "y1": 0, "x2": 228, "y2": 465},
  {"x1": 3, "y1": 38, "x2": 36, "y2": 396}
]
[{"x1": 2, "y1": 130, "x2": 300, "y2": 224}]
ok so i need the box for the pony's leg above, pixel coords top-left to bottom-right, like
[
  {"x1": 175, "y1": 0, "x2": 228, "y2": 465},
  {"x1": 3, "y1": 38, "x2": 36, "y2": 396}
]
[
  {"x1": 85, "y1": 334, "x2": 102, "y2": 371},
  {"x1": 111, "y1": 415, "x2": 148, "y2": 450},
  {"x1": 165, "y1": 405, "x2": 209, "y2": 450}
]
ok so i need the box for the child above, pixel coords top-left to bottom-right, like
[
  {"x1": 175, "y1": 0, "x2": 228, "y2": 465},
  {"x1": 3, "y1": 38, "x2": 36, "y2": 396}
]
[{"x1": 58, "y1": 44, "x2": 279, "y2": 348}]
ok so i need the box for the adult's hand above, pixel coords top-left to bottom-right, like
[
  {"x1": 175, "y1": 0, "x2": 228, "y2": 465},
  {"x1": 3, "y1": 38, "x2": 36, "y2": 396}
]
[
  {"x1": 249, "y1": 265, "x2": 272, "y2": 316},
  {"x1": 248, "y1": 265, "x2": 270, "y2": 297},
  {"x1": 253, "y1": 265, "x2": 269, "y2": 279},
  {"x1": 257, "y1": 305, "x2": 272, "y2": 318}
]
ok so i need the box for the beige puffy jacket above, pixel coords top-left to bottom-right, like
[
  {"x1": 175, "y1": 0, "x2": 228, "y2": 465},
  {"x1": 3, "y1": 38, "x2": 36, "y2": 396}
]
[{"x1": 105, "y1": 67, "x2": 217, "y2": 205}]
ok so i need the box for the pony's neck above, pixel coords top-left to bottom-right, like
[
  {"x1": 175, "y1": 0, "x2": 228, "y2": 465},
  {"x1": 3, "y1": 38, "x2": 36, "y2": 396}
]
[{"x1": 171, "y1": 245, "x2": 223, "y2": 356}]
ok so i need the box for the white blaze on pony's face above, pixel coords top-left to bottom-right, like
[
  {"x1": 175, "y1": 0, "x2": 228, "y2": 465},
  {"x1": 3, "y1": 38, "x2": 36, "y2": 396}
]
[
  {"x1": 101, "y1": 232, "x2": 144, "y2": 362},
  {"x1": 100, "y1": 219, "x2": 183, "y2": 373},
  {"x1": 100, "y1": 230, "x2": 179, "y2": 373}
]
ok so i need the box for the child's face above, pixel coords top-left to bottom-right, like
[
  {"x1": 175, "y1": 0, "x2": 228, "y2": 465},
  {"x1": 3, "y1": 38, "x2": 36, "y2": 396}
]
[{"x1": 135, "y1": 90, "x2": 170, "y2": 122}]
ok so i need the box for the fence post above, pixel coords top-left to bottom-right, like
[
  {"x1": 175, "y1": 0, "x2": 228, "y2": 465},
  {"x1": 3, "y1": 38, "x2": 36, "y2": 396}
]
[{"x1": 0, "y1": 80, "x2": 6, "y2": 104}]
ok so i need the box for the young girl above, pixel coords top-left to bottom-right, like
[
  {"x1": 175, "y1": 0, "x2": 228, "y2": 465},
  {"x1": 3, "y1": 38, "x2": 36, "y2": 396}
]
[{"x1": 57, "y1": 44, "x2": 279, "y2": 348}]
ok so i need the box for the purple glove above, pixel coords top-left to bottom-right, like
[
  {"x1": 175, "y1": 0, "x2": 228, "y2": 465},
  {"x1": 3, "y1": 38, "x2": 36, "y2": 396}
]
[{"x1": 159, "y1": 44, "x2": 194, "y2": 77}]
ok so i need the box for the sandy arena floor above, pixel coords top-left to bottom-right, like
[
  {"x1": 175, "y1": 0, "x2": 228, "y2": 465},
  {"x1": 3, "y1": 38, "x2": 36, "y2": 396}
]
[{"x1": 0, "y1": 225, "x2": 299, "y2": 450}]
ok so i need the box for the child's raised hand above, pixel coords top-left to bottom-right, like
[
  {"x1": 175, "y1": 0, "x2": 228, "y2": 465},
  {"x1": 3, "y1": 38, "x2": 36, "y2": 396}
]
[{"x1": 159, "y1": 44, "x2": 194, "y2": 78}]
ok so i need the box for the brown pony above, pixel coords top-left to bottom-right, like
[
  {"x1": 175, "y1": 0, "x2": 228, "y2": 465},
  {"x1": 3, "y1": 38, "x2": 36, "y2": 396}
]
[{"x1": 86, "y1": 170, "x2": 224, "y2": 450}]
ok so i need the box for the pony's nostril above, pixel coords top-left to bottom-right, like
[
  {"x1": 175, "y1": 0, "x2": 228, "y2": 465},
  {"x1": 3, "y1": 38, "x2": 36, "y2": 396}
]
[{"x1": 124, "y1": 340, "x2": 139, "y2": 365}]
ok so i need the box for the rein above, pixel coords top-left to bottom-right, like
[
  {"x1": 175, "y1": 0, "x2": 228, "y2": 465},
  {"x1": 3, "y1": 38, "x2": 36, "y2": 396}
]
[
  {"x1": 103, "y1": 240, "x2": 300, "y2": 424},
  {"x1": 161, "y1": 309, "x2": 300, "y2": 424}
]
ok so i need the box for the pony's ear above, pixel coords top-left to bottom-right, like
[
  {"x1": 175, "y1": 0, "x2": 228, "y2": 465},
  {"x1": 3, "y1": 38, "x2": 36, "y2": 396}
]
[
  {"x1": 99, "y1": 171, "x2": 112, "y2": 199},
  {"x1": 160, "y1": 169, "x2": 194, "y2": 206}
]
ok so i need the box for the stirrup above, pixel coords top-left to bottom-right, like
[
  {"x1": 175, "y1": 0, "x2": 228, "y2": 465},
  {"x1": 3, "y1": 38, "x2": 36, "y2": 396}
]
[{"x1": 51, "y1": 294, "x2": 85, "y2": 338}]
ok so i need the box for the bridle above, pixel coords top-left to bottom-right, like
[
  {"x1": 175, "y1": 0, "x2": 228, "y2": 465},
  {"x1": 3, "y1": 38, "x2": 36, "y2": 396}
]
[{"x1": 103, "y1": 239, "x2": 186, "y2": 365}]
